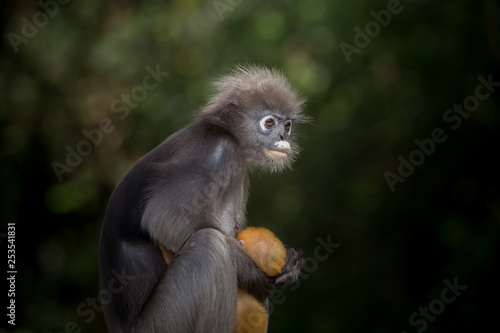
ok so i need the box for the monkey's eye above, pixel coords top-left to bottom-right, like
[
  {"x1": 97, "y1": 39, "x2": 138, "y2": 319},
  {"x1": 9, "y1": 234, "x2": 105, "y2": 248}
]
[
  {"x1": 284, "y1": 120, "x2": 292, "y2": 133},
  {"x1": 260, "y1": 116, "x2": 277, "y2": 131}
]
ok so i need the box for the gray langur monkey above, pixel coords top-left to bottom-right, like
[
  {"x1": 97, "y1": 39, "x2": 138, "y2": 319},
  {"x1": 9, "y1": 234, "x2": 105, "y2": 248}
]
[{"x1": 98, "y1": 65, "x2": 308, "y2": 333}]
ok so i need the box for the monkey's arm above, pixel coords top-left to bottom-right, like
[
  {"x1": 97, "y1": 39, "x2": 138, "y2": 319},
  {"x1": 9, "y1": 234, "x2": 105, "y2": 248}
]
[
  {"x1": 228, "y1": 237, "x2": 275, "y2": 302},
  {"x1": 141, "y1": 156, "x2": 276, "y2": 302},
  {"x1": 275, "y1": 246, "x2": 304, "y2": 287}
]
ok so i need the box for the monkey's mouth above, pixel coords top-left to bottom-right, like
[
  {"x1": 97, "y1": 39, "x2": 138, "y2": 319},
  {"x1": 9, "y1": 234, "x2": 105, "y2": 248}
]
[{"x1": 265, "y1": 148, "x2": 290, "y2": 161}]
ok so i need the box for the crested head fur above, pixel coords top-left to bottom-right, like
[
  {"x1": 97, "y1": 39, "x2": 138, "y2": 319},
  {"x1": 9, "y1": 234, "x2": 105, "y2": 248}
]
[{"x1": 202, "y1": 65, "x2": 307, "y2": 122}]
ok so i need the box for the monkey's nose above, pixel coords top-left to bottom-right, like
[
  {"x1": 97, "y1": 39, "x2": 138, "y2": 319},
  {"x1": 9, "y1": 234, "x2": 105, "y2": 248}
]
[{"x1": 279, "y1": 134, "x2": 284, "y2": 140}]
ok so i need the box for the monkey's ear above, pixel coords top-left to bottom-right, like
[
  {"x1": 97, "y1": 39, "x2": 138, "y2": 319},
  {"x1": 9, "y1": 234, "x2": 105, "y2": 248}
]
[
  {"x1": 224, "y1": 101, "x2": 239, "y2": 112},
  {"x1": 217, "y1": 101, "x2": 240, "y2": 123}
]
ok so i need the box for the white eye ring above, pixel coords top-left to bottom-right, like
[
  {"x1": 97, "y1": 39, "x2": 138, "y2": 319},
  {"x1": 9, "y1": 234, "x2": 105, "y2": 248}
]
[{"x1": 260, "y1": 116, "x2": 277, "y2": 131}]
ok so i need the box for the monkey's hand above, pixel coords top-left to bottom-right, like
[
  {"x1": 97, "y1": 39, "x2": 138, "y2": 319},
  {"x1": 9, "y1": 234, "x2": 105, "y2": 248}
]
[
  {"x1": 229, "y1": 238, "x2": 275, "y2": 302},
  {"x1": 275, "y1": 246, "x2": 304, "y2": 287}
]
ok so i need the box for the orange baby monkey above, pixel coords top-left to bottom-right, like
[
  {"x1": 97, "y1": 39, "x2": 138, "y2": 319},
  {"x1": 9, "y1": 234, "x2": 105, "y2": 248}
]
[
  {"x1": 159, "y1": 227, "x2": 286, "y2": 333},
  {"x1": 233, "y1": 227, "x2": 287, "y2": 333}
]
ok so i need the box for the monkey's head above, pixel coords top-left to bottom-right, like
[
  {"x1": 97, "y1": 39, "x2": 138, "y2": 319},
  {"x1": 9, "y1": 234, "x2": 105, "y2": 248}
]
[
  {"x1": 236, "y1": 227, "x2": 286, "y2": 277},
  {"x1": 201, "y1": 65, "x2": 308, "y2": 172}
]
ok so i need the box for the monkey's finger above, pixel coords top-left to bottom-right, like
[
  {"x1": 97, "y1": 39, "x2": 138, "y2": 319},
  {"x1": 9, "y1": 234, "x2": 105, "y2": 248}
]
[{"x1": 275, "y1": 246, "x2": 304, "y2": 287}]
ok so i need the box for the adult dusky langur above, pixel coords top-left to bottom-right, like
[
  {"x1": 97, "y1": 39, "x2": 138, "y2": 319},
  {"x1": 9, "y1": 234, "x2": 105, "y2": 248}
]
[{"x1": 99, "y1": 65, "x2": 308, "y2": 332}]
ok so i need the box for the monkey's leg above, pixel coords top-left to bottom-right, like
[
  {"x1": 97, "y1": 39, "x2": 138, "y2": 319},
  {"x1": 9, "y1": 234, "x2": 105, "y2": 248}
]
[
  {"x1": 129, "y1": 228, "x2": 238, "y2": 333},
  {"x1": 234, "y1": 290, "x2": 269, "y2": 333}
]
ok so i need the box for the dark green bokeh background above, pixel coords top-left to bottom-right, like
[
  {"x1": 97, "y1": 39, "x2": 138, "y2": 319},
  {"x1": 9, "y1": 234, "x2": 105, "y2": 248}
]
[{"x1": 1, "y1": 0, "x2": 499, "y2": 332}]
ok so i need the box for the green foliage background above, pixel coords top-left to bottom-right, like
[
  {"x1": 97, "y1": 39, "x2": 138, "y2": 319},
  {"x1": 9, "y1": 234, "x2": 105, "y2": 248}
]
[{"x1": 1, "y1": 0, "x2": 499, "y2": 332}]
